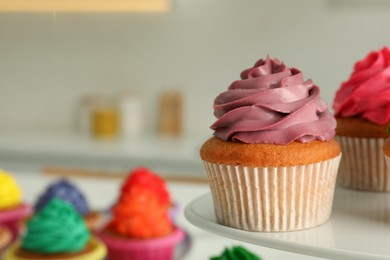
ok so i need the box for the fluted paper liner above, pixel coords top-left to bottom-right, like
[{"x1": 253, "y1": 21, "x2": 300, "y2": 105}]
[
  {"x1": 203, "y1": 155, "x2": 341, "y2": 232},
  {"x1": 336, "y1": 136, "x2": 390, "y2": 192},
  {"x1": 386, "y1": 156, "x2": 390, "y2": 177},
  {"x1": 97, "y1": 226, "x2": 184, "y2": 260}
]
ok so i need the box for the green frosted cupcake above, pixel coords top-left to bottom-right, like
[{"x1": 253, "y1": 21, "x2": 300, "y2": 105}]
[
  {"x1": 4, "y1": 198, "x2": 106, "y2": 260},
  {"x1": 210, "y1": 245, "x2": 262, "y2": 260}
]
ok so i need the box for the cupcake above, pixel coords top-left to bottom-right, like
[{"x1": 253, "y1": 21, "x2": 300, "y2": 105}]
[
  {"x1": 34, "y1": 178, "x2": 103, "y2": 230},
  {"x1": 210, "y1": 245, "x2": 262, "y2": 260},
  {"x1": 200, "y1": 56, "x2": 341, "y2": 232},
  {"x1": 98, "y1": 168, "x2": 184, "y2": 260},
  {"x1": 0, "y1": 170, "x2": 32, "y2": 240},
  {"x1": 4, "y1": 198, "x2": 107, "y2": 260},
  {"x1": 119, "y1": 167, "x2": 179, "y2": 221},
  {"x1": 0, "y1": 225, "x2": 12, "y2": 252},
  {"x1": 333, "y1": 46, "x2": 390, "y2": 191},
  {"x1": 383, "y1": 126, "x2": 390, "y2": 170}
]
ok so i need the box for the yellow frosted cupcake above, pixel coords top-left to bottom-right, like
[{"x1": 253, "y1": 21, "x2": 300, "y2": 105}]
[
  {"x1": 0, "y1": 170, "x2": 32, "y2": 240},
  {"x1": 0, "y1": 225, "x2": 11, "y2": 252}
]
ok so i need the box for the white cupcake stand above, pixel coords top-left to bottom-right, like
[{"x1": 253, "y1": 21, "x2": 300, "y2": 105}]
[{"x1": 185, "y1": 187, "x2": 390, "y2": 260}]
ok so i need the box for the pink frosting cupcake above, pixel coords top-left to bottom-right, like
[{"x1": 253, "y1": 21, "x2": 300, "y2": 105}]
[{"x1": 333, "y1": 46, "x2": 390, "y2": 191}]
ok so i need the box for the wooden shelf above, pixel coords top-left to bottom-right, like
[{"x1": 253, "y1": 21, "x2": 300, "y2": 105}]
[{"x1": 0, "y1": 0, "x2": 170, "y2": 12}]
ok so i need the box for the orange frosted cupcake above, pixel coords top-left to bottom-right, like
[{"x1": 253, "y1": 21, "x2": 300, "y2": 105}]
[
  {"x1": 333, "y1": 47, "x2": 390, "y2": 191},
  {"x1": 98, "y1": 168, "x2": 184, "y2": 260},
  {"x1": 201, "y1": 56, "x2": 341, "y2": 232},
  {"x1": 119, "y1": 167, "x2": 171, "y2": 207},
  {"x1": 118, "y1": 167, "x2": 179, "y2": 221}
]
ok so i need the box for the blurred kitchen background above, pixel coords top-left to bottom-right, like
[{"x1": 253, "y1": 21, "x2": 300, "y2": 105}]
[
  {"x1": 0, "y1": 1, "x2": 390, "y2": 259},
  {"x1": 0, "y1": 0, "x2": 389, "y2": 175}
]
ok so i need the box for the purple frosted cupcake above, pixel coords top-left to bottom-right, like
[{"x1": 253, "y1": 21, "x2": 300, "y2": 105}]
[{"x1": 35, "y1": 179, "x2": 103, "y2": 231}]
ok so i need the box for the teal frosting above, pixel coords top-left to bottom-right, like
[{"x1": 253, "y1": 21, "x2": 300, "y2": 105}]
[
  {"x1": 210, "y1": 246, "x2": 262, "y2": 260},
  {"x1": 22, "y1": 198, "x2": 90, "y2": 254}
]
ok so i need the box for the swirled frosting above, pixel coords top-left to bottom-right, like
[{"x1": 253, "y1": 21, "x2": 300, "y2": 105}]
[
  {"x1": 211, "y1": 56, "x2": 336, "y2": 144},
  {"x1": 22, "y1": 198, "x2": 90, "y2": 254},
  {"x1": 210, "y1": 245, "x2": 262, "y2": 260},
  {"x1": 0, "y1": 170, "x2": 21, "y2": 210},
  {"x1": 34, "y1": 179, "x2": 90, "y2": 216},
  {"x1": 333, "y1": 46, "x2": 390, "y2": 125},
  {"x1": 120, "y1": 167, "x2": 171, "y2": 207},
  {"x1": 109, "y1": 186, "x2": 172, "y2": 239}
]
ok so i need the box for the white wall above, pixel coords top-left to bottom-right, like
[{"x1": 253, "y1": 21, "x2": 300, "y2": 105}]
[{"x1": 0, "y1": 0, "x2": 389, "y2": 136}]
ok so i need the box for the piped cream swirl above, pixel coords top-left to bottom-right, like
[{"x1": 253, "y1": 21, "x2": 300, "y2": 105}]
[{"x1": 212, "y1": 57, "x2": 336, "y2": 144}]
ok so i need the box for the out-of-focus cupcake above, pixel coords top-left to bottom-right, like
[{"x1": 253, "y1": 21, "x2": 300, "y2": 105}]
[
  {"x1": 383, "y1": 126, "x2": 390, "y2": 170},
  {"x1": 119, "y1": 167, "x2": 179, "y2": 221},
  {"x1": 333, "y1": 46, "x2": 390, "y2": 192},
  {"x1": 98, "y1": 168, "x2": 184, "y2": 260},
  {"x1": 0, "y1": 170, "x2": 32, "y2": 240},
  {"x1": 209, "y1": 245, "x2": 262, "y2": 260},
  {"x1": 0, "y1": 225, "x2": 12, "y2": 252},
  {"x1": 34, "y1": 178, "x2": 103, "y2": 231},
  {"x1": 200, "y1": 56, "x2": 341, "y2": 232},
  {"x1": 4, "y1": 198, "x2": 107, "y2": 260}
]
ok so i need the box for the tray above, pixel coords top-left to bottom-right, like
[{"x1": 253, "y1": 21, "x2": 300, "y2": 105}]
[{"x1": 185, "y1": 187, "x2": 390, "y2": 260}]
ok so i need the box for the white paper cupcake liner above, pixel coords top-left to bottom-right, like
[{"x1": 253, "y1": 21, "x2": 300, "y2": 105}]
[
  {"x1": 336, "y1": 136, "x2": 390, "y2": 192},
  {"x1": 385, "y1": 155, "x2": 390, "y2": 175},
  {"x1": 203, "y1": 154, "x2": 341, "y2": 232}
]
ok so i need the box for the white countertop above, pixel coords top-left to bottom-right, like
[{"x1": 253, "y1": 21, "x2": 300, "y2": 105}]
[
  {"x1": 0, "y1": 131, "x2": 206, "y2": 176},
  {"x1": 9, "y1": 170, "x2": 325, "y2": 260}
]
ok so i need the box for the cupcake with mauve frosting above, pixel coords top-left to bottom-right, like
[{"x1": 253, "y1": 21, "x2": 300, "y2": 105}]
[
  {"x1": 0, "y1": 170, "x2": 32, "y2": 240},
  {"x1": 98, "y1": 168, "x2": 184, "y2": 260},
  {"x1": 200, "y1": 56, "x2": 341, "y2": 232},
  {"x1": 4, "y1": 198, "x2": 107, "y2": 260},
  {"x1": 34, "y1": 179, "x2": 103, "y2": 230},
  {"x1": 333, "y1": 46, "x2": 390, "y2": 191}
]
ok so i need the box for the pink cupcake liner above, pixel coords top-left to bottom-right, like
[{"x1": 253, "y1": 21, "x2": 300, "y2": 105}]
[
  {"x1": 336, "y1": 136, "x2": 390, "y2": 191},
  {"x1": 0, "y1": 204, "x2": 32, "y2": 241},
  {"x1": 98, "y1": 226, "x2": 184, "y2": 260},
  {"x1": 203, "y1": 154, "x2": 341, "y2": 232}
]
